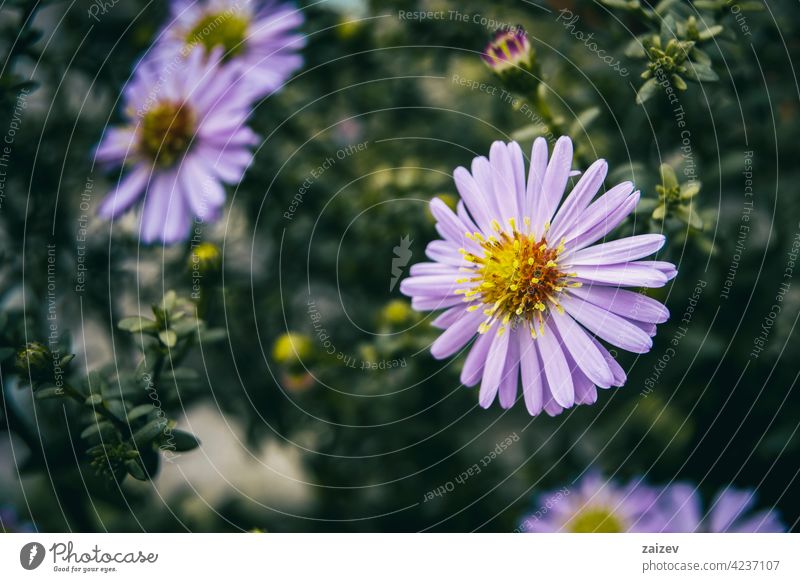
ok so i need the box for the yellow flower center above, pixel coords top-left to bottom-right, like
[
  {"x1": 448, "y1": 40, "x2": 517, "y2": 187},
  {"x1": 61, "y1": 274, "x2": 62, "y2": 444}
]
[
  {"x1": 186, "y1": 11, "x2": 249, "y2": 59},
  {"x1": 566, "y1": 507, "x2": 626, "y2": 533},
  {"x1": 139, "y1": 101, "x2": 196, "y2": 167},
  {"x1": 458, "y1": 221, "x2": 578, "y2": 336}
]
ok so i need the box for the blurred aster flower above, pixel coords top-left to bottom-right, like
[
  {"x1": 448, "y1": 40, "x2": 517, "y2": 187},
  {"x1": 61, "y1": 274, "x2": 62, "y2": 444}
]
[
  {"x1": 519, "y1": 473, "x2": 668, "y2": 533},
  {"x1": 96, "y1": 47, "x2": 259, "y2": 244},
  {"x1": 400, "y1": 137, "x2": 675, "y2": 416},
  {"x1": 659, "y1": 484, "x2": 785, "y2": 532},
  {"x1": 155, "y1": 0, "x2": 305, "y2": 99}
]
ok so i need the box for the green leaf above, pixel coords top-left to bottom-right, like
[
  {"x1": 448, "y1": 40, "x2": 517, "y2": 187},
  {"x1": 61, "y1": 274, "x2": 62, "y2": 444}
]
[
  {"x1": 676, "y1": 205, "x2": 703, "y2": 229},
  {"x1": 161, "y1": 291, "x2": 177, "y2": 313},
  {"x1": 158, "y1": 329, "x2": 177, "y2": 348},
  {"x1": 118, "y1": 317, "x2": 157, "y2": 333},
  {"x1": 125, "y1": 459, "x2": 148, "y2": 481},
  {"x1": 601, "y1": 0, "x2": 641, "y2": 9},
  {"x1": 652, "y1": 204, "x2": 667, "y2": 221},
  {"x1": 126, "y1": 404, "x2": 156, "y2": 422},
  {"x1": 660, "y1": 164, "x2": 679, "y2": 190},
  {"x1": 569, "y1": 107, "x2": 601, "y2": 136},
  {"x1": 35, "y1": 386, "x2": 64, "y2": 400},
  {"x1": 698, "y1": 25, "x2": 724, "y2": 41},
  {"x1": 85, "y1": 393, "x2": 103, "y2": 407},
  {"x1": 624, "y1": 36, "x2": 649, "y2": 59},
  {"x1": 684, "y1": 62, "x2": 719, "y2": 82},
  {"x1": 680, "y1": 181, "x2": 702, "y2": 199},
  {"x1": 635, "y1": 78, "x2": 659, "y2": 104},
  {"x1": 131, "y1": 419, "x2": 167, "y2": 444},
  {"x1": 510, "y1": 123, "x2": 551, "y2": 142},
  {"x1": 654, "y1": 0, "x2": 679, "y2": 13},
  {"x1": 165, "y1": 430, "x2": 201, "y2": 452},
  {"x1": 81, "y1": 422, "x2": 115, "y2": 440},
  {"x1": 199, "y1": 328, "x2": 227, "y2": 343},
  {"x1": 671, "y1": 74, "x2": 688, "y2": 91},
  {"x1": 170, "y1": 318, "x2": 199, "y2": 337}
]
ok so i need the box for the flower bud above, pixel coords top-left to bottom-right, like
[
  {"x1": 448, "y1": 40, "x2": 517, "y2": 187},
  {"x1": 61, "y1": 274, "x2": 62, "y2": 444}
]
[
  {"x1": 381, "y1": 300, "x2": 413, "y2": 325},
  {"x1": 482, "y1": 27, "x2": 538, "y2": 94},
  {"x1": 15, "y1": 342, "x2": 52, "y2": 382},
  {"x1": 189, "y1": 242, "x2": 222, "y2": 278},
  {"x1": 272, "y1": 333, "x2": 312, "y2": 365}
]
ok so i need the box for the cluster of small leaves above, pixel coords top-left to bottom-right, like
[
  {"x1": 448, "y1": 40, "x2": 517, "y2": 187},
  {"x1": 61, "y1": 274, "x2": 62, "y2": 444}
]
[
  {"x1": 118, "y1": 290, "x2": 226, "y2": 350},
  {"x1": 602, "y1": 0, "x2": 762, "y2": 104},
  {"x1": 642, "y1": 163, "x2": 703, "y2": 228},
  {"x1": 10, "y1": 291, "x2": 220, "y2": 483}
]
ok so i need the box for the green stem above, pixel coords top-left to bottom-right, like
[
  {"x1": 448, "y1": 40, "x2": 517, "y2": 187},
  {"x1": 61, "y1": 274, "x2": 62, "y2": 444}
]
[{"x1": 61, "y1": 382, "x2": 129, "y2": 435}]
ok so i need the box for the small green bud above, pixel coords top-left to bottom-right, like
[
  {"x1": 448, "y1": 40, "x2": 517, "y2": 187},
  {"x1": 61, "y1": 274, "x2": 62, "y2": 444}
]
[
  {"x1": 381, "y1": 300, "x2": 413, "y2": 325},
  {"x1": 15, "y1": 342, "x2": 52, "y2": 382},
  {"x1": 272, "y1": 333, "x2": 312, "y2": 365},
  {"x1": 189, "y1": 242, "x2": 222, "y2": 278}
]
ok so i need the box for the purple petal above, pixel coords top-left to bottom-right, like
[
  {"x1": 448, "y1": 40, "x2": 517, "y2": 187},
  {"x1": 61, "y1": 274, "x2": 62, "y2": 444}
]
[
  {"x1": 400, "y1": 274, "x2": 460, "y2": 297},
  {"x1": 710, "y1": 488, "x2": 756, "y2": 533},
  {"x1": 517, "y1": 326, "x2": 544, "y2": 415},
  {"x1": 430, "y1": 310, "x2": 482, "y2": 359},
  {"x1": 560, "y1": 294, "x2": 653, "y2": 353},
  {"x1": 549, "y1": 159, "x2": 608, "y2": 242},
  {"x1": 550, "y1": 310, "x2": 614, "y2": 388},
  {"x1": 431, "y1": 306, "x2": 463, "y2": 329},
  {"x1": 412, "y1": 295, "x2": 463, "y2": 311},
  {"x1": 661, "y1": 484, "x2": 702, "y2": 532},
  {"x1": 98, "y1": 165, "x2": 150, "y2": 219},
  {"x1": 566, "y1": 234, "x2": 666, "y2": 266},
  {"x1": 533, "y1": 136, "x2": 573, "y2": 232},
  {"x1": 461, "y1": 330, "x2": 494, "y2": 386},
  {"x1": 569, "y1": 286, "x2": 669, "y2": 324},
  {"x1": 535, "y1": 319, "x2": 574, "y2": 407},
  {"x1": 498, "y1": 329, "x2": 520, "y2": 408},
  {"x1": 479, "y1": 329, "x2": 511, "y2": 408},
  {"x1": 489, "y1": 141, "x2": 520, "y2": 223},
  {"x1": 525, "y1": 137, "x2": 548, "y2": 221},
  {"x1": 454, "y1": 166, "x2": 493, "y2": 232},
  {"x1": 572, "y1": 262, "x2": 669, "y2": 288}
]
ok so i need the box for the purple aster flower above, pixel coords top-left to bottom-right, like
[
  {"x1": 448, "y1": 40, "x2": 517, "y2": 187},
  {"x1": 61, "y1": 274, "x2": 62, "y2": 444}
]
[
  {"x1": 96, "y1": 46, "x2": 259, "y2": 244},
  {"x1": 519, "y1": 472, "x2": 669, "y2": 533},
  {"x1": 1, "y1": 505, "x2": 34, "y2": 533},
  {"x1": 659, "y1": 484, "x2": 785, "y2": 532},
  {"x1": 155, "y1": 0, "x2": 305, "y2": 99},
  {"x1": 400, "y1": 137, "x2": 676, "y2": 416}
]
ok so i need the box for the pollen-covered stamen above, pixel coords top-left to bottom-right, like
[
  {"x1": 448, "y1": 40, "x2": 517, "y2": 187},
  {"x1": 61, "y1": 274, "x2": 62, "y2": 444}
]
[
  {"x1": 186, "y1": 12, "x2": 250, "y2": 58},
  {"x1": 457, "y1": 222, "x2": 580, "y2": 335},
  {"x1": 139, "y1": 101, "x2": 196, "y2": 167}
]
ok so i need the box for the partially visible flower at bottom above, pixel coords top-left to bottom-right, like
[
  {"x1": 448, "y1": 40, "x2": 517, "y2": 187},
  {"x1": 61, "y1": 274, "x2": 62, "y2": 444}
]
[
  {"x1": 519, "y1": 472, "x2": 668, "y2": 533},
  {"x1": 659, "y1": 484, "x2": 785, "y2": 533},
  {"x1": 0, "y1": 505, "x2": 35, "y2": 533},
  {"x1": 519, "y1": 474, "x2": 786, "y2": 533}
]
